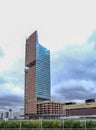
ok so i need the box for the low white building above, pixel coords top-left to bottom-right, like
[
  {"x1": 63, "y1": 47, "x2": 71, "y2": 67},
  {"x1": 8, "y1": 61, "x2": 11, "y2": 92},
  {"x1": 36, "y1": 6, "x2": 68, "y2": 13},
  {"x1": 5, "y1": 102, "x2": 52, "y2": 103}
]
[
  {"x1": 13, "y1": 108, "x2": 24, "y2": 119},
  {"x1": 0, "y1": 108, "x2": 24, "y2": 120},
  {"x1": 0, "y1": 110, "x2": 10, "y2": 120}
]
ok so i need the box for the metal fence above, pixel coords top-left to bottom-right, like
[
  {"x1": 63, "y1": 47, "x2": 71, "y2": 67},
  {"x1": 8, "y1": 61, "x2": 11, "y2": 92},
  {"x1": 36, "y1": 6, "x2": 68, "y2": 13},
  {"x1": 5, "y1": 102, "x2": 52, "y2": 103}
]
[
  {"x1": 0, "y1": 118, "x2": 96, "y2": 130},
  {"x1": 0, "y1": 127, "x2": 96, "y2": 130}
]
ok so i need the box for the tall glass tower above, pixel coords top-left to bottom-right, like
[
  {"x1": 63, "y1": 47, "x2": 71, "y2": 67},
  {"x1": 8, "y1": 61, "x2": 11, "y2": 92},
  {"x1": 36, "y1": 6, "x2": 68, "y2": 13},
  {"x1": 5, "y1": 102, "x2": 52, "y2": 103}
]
[{"x1": 24, "y1": 31, "x2": 51, "y2": 115}]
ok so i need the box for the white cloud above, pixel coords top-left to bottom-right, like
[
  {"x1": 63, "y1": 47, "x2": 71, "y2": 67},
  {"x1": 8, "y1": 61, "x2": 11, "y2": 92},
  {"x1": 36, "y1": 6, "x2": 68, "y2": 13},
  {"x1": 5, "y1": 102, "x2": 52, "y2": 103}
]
[
  {"x1": 0, "y1": 0, "x2": 96, "y2": 52},
  {"x1": 0, "y1": 84, "x2": 23, "y2": 96},
  {"x1": 51, "y1": 32, "x2": 96, "y2": 102},
  {"x1": 0, "y1": 0, "x2": 96, "y2": 108}
]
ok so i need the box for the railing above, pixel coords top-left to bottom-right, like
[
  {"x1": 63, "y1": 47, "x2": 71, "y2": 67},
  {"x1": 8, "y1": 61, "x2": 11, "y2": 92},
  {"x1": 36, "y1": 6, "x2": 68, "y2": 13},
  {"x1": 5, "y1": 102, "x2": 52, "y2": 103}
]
[
  {"x1": 0, "y1": 128, "x2": 96, "y2": 130},
  {"x1": 0, "y1": 118, "x2": 96, "y2": 130}
]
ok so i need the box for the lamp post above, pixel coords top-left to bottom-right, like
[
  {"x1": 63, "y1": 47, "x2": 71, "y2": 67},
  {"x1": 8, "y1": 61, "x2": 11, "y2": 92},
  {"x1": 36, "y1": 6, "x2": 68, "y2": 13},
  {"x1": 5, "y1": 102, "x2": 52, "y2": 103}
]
[
  {"x1": 63, "y1": 118, "x2": 64, "y2": 130},
  {"x1": 20, "y1": 119, "x2": 21, "y2": 130},
  {"x1": 85, "y1": 117, "x2": 86, "y2": 130},
  {"x1": 41, "y1": 118, "x2": 42, "y2": 130}
]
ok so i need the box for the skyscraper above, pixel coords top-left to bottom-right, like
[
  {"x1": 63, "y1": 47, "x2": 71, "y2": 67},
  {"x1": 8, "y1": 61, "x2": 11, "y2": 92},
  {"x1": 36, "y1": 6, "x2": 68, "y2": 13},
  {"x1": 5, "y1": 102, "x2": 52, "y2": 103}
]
[{"x1": 24, "y1": 31, "x2": 51, "y2": 116}]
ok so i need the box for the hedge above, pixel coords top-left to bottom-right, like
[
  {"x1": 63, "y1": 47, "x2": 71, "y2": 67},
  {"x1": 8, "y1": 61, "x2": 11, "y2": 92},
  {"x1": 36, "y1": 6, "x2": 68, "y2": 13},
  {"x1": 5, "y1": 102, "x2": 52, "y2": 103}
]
[{"x1": 0, "y1": 120, "x2": 96, "y2": 128}]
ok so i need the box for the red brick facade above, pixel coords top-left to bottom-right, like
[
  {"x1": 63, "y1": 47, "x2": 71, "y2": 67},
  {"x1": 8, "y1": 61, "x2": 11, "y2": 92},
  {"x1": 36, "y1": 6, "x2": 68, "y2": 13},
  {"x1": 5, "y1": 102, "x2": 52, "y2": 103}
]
[{"x1": 24, "y1": 31, "x2": 37, "y2": 115}]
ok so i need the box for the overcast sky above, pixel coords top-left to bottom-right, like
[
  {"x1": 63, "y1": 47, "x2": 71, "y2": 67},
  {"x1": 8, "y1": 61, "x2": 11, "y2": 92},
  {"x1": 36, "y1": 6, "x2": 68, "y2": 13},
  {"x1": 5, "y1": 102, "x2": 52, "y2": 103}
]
[{"x1": 0, "y1": 0, "x2": 96, "y2": 110}]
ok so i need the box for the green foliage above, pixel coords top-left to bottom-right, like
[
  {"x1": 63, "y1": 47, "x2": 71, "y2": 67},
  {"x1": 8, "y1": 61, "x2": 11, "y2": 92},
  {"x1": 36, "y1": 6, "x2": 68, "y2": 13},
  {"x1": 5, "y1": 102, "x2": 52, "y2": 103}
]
[
  {"x1": 72, "y1": 120, "x2": 83, "y2": 128},
  {"x1": 64, "y1": 120, "x2": 74, "y2": 128},
  {"x1": 42, "y1": 120, "x2": 62, "y2": 128},
  {"x1": 21, "y1": 121, "x2": 40, "y2": 128},
  {"x1": 0, "y1": 121, "x2": 20, "y2": 128},
  {"x1": 0, "y1": 119, "x2": 96, "y2": 128},
  {"x1": 86, "y1": 120, "x2": 96, "y2": 128},
  {"x1": 0, "y1": 121, "x2": 4, "y2": 128}
]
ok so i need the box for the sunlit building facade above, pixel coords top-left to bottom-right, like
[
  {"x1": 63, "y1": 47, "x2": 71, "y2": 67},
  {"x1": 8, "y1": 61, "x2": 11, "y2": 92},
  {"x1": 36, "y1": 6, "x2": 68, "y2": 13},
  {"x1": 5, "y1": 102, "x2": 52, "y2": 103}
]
[
  {"x1": 24, "y1": 31, "x2": 51, "y2": 116},
  {"x1": 63, "y1": 101, "x2": 96, "y2": 116},
  {"x1": 37, "y1": 101, "x2": 65, "y2": 116}
]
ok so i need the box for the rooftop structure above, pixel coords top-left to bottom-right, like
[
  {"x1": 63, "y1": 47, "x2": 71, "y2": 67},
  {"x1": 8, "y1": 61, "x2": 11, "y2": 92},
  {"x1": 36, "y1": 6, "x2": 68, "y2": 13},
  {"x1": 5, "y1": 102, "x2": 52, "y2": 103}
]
[
  {"x1": 63, "y1": 102, "x2": 96, "y2": 116},
  {"x1": 37, "y1": 101, "x2": 65, "y2": 117}
]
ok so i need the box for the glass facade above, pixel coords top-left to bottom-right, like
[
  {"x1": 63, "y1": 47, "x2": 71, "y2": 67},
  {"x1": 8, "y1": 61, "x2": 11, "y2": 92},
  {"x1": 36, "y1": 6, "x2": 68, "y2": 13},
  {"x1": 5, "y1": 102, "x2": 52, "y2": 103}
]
[
  {"x1": 25, "y1": 31, "x2": 51, "y2": 115},
  {"x1": 36, "y1": 42, "x2": 51, "y2": 100}
]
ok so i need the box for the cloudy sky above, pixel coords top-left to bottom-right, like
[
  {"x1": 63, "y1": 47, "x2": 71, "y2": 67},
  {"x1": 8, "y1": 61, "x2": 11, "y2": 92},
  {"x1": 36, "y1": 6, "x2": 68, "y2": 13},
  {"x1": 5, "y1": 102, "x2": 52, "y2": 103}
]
[{"x1": 0, "y1": 0, "x2": 96, "y2": 110}]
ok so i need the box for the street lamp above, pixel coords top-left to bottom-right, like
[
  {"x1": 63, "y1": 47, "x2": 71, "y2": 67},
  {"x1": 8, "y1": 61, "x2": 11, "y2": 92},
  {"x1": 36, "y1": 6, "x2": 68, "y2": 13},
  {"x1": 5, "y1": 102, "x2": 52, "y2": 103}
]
[
  {"x1": 63, "y1": 118, "x2": 64, "y2": 130},
  {"x1": 85, "y1": 117, "x2": 86, "y2": 130}
]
